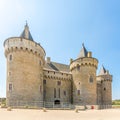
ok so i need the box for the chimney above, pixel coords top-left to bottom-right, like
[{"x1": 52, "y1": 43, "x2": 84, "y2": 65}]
[
  {"x1": 87, "y1": 51, "x2": 92, "y2": 57},
  {"x1": 47, "y1": 57, "x2": 51, "y2": 63},
  {"x1": 106, "y1": 70, "x2": 109, "y2": 74}
]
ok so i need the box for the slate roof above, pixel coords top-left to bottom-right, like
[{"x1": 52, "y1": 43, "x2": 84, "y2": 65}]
[
  {"x1": 20, "y1": 23, "x2": 33, "y2": 41},
  {"x1": 98, "y1": 65, "x2": 106, "y2": 75},
  {"x1": 44, "y1": 61, "x2": 70, "y2": 73},
  {"x1": 78, "y1": 43, "x2": 88, "y2": 58}
]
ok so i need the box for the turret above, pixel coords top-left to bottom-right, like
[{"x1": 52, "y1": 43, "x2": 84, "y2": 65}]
[
  {"x1": 4, "y1": 23, "x2": 46, "y2": 107},
  {"x1": 70, "y1": 44, "x2": 98, "y2": 106},
  {"x1": 97, "y1": 65, "x2": 112, "y2": 109},
  {"x1": 20, "y1": 22, "x2": 33, "y2": 40}
]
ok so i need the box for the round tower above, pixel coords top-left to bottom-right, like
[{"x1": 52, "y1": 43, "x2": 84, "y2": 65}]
[
  {"x1": 97, "y1": 66, "x2": 112, "y2": 109},
  {"x1": 70, "y1": 44, "x2": 98, "y2": 106},
  {"x1": 4, "y1": 23, "x2": 46, "y2": 107}
]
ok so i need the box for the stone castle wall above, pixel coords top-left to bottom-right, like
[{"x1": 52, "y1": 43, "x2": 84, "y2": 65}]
[
  {"x1": 70, "y1": 57, "x2": 98, "y2": 105},
  {"x1": 43, "y1": 69, "x2": 72, "y2": 106},
  {"x1": 4, "y1": 33, "x2": 112, "y2": 109},
  {"x1": 4, "y1": 37, "x2": 45, "y2": 107},
  {"x1": 97, "y1": 75, "x2": 112, "y2": 107}
]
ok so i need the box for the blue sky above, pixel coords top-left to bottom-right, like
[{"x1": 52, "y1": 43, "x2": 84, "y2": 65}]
[{"x1": 0, "y1": 0, "x2": 120, "y2": 100}]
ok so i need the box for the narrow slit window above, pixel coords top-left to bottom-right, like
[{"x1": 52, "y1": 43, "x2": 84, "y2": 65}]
[
  {"x1": 77, "y1": 90, "x2": 80, "y2": 95},
  {"x1": 77, "y1": 65, "x2": 80, "y2": 71},
  {"x1": 57, "y1": 81, "x2": 61, "y2": 86},
  {"x1": 9, "y1": 55, "x2": 12, "y2": 61},
  {"x1": 104, "y1": 88, "x2": 106, "y2": 91},
  {"x1": 9, "y1": 84, "x2": 12, "y2": 91},
  {"x1": 8, "y1": 72, "x2": 11, "y2": 76},
  {"x1": 54, "y1": 88, "x2": 56, "y2": 98},
  {"x1": 64, "y1": 91, "x2": 66, "y2": 96},
  {"x1": 39, "y1": 60, "x2": 41, "y2": 65},
  {"x1": 58, "y1": 88, "x2": 60, "y2": 98},
  {"x1": 40, "y1": 85, "x2": 42, "y2": 93},
  {"x1": 43, "y1": 90, "x2": 46, "y2": 98},
  {"x1": 43, "y1": 80, "x2": 46, "y2": 84},
  {"x1": 89, "y1": 76, "x2": 93, "y2": 83}
]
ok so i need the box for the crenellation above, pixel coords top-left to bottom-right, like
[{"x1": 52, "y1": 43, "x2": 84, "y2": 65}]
[
  {"x1": 4, "y1": 37, "x2": 45, "y2": 58},
  {"x1": 4, "y1": 24, "x2": 112, "y2": 109},
  {"x1": 70, "y1": 58, "x2": 98, "y2": 71},
  {"x1": 44, "y1": 69, "x2": 72, "y2": 81}
]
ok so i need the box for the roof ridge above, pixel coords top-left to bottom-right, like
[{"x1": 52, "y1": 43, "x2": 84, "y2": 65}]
[
  {"x1": 44, "y1": 61, "x2": 70, "y2": 72},
  {"x1": 51, "y1": 61, "x2": 69, "y2": 66}
]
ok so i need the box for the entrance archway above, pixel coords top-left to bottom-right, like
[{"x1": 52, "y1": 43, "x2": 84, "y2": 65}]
[{"x1": 54, "y1": 100, "x2": 60, "y2": 105}]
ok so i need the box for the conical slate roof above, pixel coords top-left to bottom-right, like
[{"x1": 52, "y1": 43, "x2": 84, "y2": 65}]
[
  {"x1": 78, "y1": 43, "x2": 88, "y2": 58},
  {"x1": 20, "y1": 22, "x2": 33, "y2": 41},
  {"x1": 98, "y1": 65, "x2": 106, "y2": 75}
]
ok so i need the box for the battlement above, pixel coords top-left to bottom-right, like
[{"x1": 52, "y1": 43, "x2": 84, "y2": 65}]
[
  {"x1": 4, "y1": 37, "x2": 46, "y2": 60},
  {"x1": 97, "y1": 66, "x2": 112, "y2": 82},
  {"x1": 43, "y1": 69, "x2": 72, "y2": 81},
  {"x1": 4, "y1": 24, "x2": 112, "y2": 109},
  {"x1": 97, "y1": 74, "x2": 112, "y2": 82},
  {"x1": 70, "y1": 57, "x2": 98, "y2": 71}
]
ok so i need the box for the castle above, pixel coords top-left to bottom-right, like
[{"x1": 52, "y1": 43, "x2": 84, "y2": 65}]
[{"x1": 4, "y1": 23, "x2": 112, "y2": 109}]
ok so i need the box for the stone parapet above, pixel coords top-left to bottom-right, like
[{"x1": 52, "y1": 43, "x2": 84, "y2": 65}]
[
  {"x1": 43, "y1": 69, "x2": 72, "y2": 81},
  {"x1": 4, "y1": 37, "x2": 45, "y2": 107},
  {"x1": 97, "y1": 74, "x2": 112, "y2": 82},
  {"x1": 70, "y1": 57, "x2": 98, "y2": 71},
  {"x1": 4, "y1": 37, "x2": 46, "y2": 62}
]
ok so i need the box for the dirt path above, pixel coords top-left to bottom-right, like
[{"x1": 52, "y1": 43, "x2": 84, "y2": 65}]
[{"x1": 0, "y1": 108, "x2": 120, "y2": 120}]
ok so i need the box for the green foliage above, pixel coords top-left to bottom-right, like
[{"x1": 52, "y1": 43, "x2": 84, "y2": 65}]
[
  {"x1": 0, "y1": 98, "x2": 6, "y2": 105},
  {"x1": 112, "y1": 100, "x2": 120, "y2": 105}
]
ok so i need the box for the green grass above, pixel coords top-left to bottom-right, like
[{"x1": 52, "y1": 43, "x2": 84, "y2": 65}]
[
  {"x1": 112, "y1": 100, "x2": 120, "y2": 105},
  {"x1": 0, "y1": 98, "x2": 6, "y2": 105}
]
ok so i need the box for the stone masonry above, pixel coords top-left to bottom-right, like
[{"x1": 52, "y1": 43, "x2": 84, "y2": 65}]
[{"x1": 4, "y1": 23, "x2": 112, "y2": 109}]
